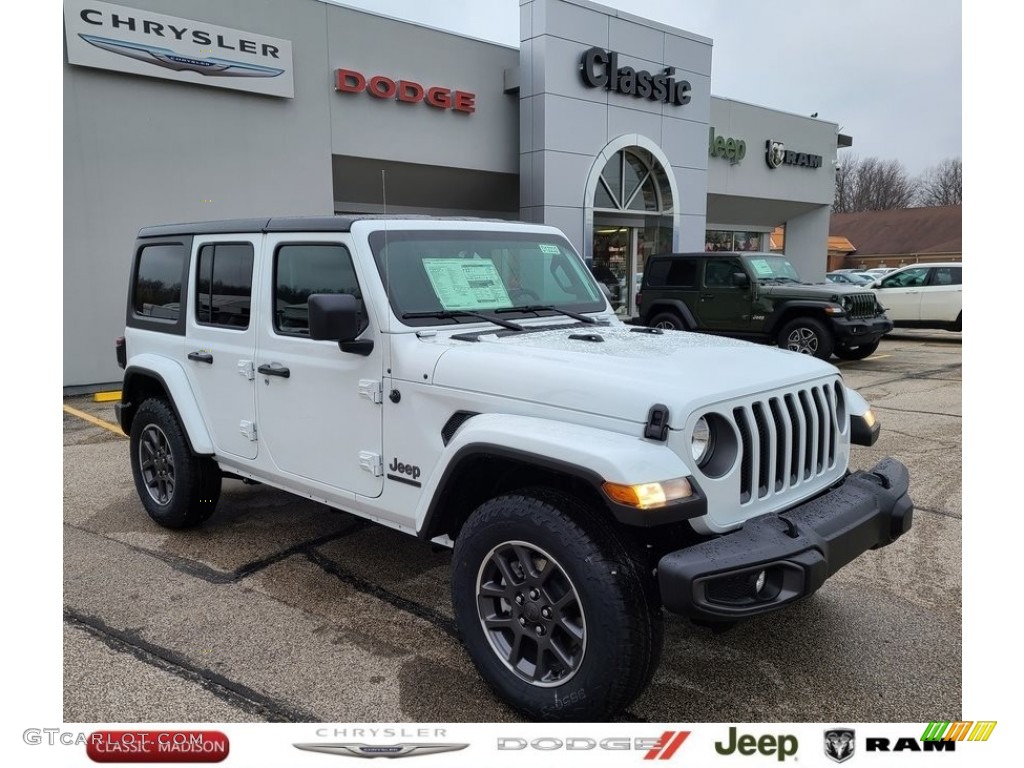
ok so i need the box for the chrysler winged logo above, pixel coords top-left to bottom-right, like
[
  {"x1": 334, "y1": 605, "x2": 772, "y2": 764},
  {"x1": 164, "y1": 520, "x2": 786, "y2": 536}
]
[
  {"x1": 79, "y1": 34, "x2": 284, "y2": 78},
  {"x1": 824, "y1": 729, "x2": 855, "y2": 763},
  {"x1": 293, "y1": 743, "x2": 469, "y2": 759}
]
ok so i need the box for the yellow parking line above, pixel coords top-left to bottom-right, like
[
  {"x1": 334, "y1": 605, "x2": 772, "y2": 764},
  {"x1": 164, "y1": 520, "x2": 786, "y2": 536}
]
[
  {"x1": 63, "y1": 404, "x2": 126, "y2": 437},
  {"x1": 93, "y1": 391, "x2": 122, "y2": 402}
]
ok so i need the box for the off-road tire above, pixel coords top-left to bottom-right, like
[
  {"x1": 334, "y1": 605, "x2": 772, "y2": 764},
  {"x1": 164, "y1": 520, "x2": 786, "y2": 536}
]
[
  {"x1": 451, "y1": 488, "x2": 662, "y2": 721},
  {"x1": 777, "y1": 316, "x2": 834, "y2": 360},
  {"x1": 834, "y1": 339, "x2": 880, "y2": 360},
  {"x1": 129, "y1": 398, "x2": 221, "y2": 529},
  {"x1": 649, "y1": 312, "x2": 686, "y2": 331}
]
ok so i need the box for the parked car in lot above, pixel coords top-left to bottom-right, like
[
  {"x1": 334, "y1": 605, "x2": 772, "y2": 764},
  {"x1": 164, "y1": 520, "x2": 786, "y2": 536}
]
[
  {"x1": 869, "y1": 262, "x2": 962, "y2": 331},
  {"x1": 826, "y1": 271, "x2": 875, "y2": 286},
  {"x1": 636, "y1": 252, "x2": 893, "y2": 360}
]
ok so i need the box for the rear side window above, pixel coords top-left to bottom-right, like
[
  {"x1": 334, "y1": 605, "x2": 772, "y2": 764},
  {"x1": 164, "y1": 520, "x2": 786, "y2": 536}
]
[
  {"x1": 646, "y1": 259, "x2": 697, "y2": 288},
  {"x1": 931, "y1": 266, "x2": 962, "y2": 286},
  {"x1": 196, "y1": 243, "x2": 254, "y2": 329},
  {"x1": 274, "y1": 244, "x2": 367, "y2": 336},
  {"x1": 133, "y1": 243, "x2": 186, "y2": 321}
]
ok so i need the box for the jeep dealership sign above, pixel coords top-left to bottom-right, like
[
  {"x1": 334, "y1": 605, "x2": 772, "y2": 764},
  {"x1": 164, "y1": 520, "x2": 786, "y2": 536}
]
[{"x1": 63, "y1": 0, "x2": 294, "y2": 98}]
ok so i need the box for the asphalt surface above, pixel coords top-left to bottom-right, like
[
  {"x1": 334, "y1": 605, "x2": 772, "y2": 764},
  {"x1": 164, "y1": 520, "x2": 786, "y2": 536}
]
[{"x1": 63, "y1": 329, "x2": 962, "y2": 723}]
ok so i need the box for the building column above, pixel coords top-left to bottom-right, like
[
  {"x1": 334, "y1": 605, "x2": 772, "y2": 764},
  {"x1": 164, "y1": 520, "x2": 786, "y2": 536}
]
[{"x1": 782, "y1": 205, "x2": 831, "y2": 281}]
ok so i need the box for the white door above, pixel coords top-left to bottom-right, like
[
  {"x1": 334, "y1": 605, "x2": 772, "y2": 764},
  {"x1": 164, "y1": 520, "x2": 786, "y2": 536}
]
[
  {"x1": 184, "y1": 237, "x2": 258, "y2": 460},
  {"x1": 875, "y1": 266, "x2": 930, "y2": 322},
  {"x1": 255, "y1": 235, "x2": 384, "y2": 497},
  {"x1": 919, "y1": 265, "x2": 962, "y2": 324}
]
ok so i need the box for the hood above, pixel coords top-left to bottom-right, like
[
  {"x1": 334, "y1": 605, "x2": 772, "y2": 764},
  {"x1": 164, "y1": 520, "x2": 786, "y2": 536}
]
[
  {"x1": 430, "y1": 324, "x2": 838, "y2": 428},
  {"x1": 757, "y1": 282, "x2": 873, "y2": 301}
]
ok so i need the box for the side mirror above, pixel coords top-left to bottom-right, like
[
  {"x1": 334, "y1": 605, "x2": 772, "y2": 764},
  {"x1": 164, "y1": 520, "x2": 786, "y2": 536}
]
[
  {"x1": 732, "y1": 272, "x2": 750, "y2": 288},
  {"x1": 308, "y1": 293, "x2": 373, "y2": 356}
]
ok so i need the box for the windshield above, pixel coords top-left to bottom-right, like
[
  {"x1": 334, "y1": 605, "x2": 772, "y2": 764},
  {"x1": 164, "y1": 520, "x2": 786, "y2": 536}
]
[
  {"x1": 744, "y1": 254, "x2": 803, "y2": 283},
  {"x1": 368, "y1": 230, "x2": 606, "y2": 326}
]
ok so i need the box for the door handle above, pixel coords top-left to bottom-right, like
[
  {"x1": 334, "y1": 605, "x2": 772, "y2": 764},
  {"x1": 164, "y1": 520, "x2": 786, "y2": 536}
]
[
  {"x1": 187, "y1": 351, "x2": 213, "y2": 364},
  {"x1": 257, "y1": 363, "x2": 290, "y2": 378}
]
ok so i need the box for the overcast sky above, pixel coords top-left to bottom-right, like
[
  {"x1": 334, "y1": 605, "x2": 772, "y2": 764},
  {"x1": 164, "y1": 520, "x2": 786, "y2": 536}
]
[{"x1": 328, "y1": 0, "x2": 961, "y2": 177}]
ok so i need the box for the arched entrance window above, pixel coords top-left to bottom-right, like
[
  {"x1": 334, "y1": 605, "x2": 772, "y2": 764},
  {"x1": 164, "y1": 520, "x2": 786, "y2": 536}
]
[{"x1": 590, "y1": 148, "x2": 674, "y2": 317}]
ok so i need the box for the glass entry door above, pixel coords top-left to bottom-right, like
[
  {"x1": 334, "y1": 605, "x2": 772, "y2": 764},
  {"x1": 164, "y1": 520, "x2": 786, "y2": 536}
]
[{"x1": 592, "y1": 226, "x2": 638, "y2": 317}]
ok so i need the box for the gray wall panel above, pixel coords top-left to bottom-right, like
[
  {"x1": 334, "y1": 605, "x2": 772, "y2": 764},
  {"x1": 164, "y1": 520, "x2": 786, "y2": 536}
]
[
  {"x1": 325, "y1": 4, "x2": 519, "y2": 174},
  {"x1": 544, "y1": 96, "x2": 608, "y2": 154},
  {"x1": 64, "y1": 0, "x2": 334, "y2": 387},
  {"x1": 662, "y1": 115, "x2": 713, "y2": 171},
  {"x1": 608, "y1": 16, "x2": 664, "y2": 60},
  {"x1": 607, "y1": 105, "x2": 662, "y2": 146}
]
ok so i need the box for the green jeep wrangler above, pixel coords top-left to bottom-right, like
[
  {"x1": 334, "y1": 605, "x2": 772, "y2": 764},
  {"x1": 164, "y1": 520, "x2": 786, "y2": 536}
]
[{"x1": 636, "y1": 252, "x2": 892, "y2": 360}]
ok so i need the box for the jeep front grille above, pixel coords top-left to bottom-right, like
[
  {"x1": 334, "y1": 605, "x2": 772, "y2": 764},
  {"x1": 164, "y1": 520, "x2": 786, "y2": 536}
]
[
  {"x1": 847, "y1": 293, "x2": 878, "y2": 318},
  {"x1": 732, "y1": 382, "x2": 842, "y2": 504}
]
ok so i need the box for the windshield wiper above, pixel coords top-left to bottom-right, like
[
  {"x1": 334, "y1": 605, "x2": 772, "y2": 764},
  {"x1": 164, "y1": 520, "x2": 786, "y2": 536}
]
[
  {"x1": 401, "y1": 309, "x2": 525, "y2": 331},
  {"x1": 495, "y1": 304, "x2": 598, "y2": 324}
]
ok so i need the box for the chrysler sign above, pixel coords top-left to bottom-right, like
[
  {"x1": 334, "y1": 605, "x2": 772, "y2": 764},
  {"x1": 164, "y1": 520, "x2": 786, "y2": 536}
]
[{"x1": 63, "y1": 0, "x2": 294, "y2": 98}]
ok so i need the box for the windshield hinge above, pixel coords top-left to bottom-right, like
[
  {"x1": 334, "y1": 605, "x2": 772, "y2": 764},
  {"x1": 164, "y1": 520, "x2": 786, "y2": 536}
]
[
  {"x1": 359, "y1": 379, "x2": 383, "y2": 404},
  {"x1": 644, "y1": 404, "x2": 670, "y2": 441}
]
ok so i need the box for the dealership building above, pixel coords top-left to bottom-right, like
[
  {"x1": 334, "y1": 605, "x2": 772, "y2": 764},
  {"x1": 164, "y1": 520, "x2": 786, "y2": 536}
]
[{"x1": 63, "y1": 0, "x2": 848, "y2": 389}]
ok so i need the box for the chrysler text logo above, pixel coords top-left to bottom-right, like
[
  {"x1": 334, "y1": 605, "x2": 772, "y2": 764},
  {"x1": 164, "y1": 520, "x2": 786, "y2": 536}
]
[
  {"x1": 293, "y1": 743, "x2": 468, "y2": 759},
  {"x1": 79, "y1": 35, "x2": 284, "y2": 78}
]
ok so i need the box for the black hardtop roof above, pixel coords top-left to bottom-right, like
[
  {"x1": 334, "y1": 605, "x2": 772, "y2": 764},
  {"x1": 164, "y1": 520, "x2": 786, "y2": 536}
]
[{"x1": 137, "y1": 214, "x2": 513, "y2": 238}]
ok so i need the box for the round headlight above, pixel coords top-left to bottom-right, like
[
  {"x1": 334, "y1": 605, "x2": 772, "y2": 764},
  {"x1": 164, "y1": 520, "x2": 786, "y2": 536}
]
[{"x1": 691, "y1": 416, "x2": 712, "y2": 465}]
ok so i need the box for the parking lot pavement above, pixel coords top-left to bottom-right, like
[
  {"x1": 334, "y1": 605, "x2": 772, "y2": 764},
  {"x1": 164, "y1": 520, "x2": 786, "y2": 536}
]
[{"x1": 63, "y1": 331, "x2": 961, "y2": 722}]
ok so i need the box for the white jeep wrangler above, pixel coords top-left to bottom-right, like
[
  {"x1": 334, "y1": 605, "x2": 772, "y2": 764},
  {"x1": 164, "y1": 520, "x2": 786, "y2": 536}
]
[{"x1": 115, "y1": 215, "x2": 913, "y2": 721}]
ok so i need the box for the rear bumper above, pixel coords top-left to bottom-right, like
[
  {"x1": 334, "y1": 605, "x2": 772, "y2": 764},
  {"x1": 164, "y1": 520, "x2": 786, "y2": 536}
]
[{"x1": 657, "y1": 457, "x2": 912, "y2": 621}]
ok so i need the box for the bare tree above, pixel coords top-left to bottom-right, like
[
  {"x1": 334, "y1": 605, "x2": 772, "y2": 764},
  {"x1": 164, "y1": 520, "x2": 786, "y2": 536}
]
[
  {"x1": 833, "y1": 155, "x2": 916, "y2": 212},
  {"x1": 916, "y1": 157, "x2": 962, "y2": 206}
]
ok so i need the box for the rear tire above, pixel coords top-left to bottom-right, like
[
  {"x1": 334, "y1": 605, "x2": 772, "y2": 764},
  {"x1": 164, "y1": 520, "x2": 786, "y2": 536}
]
[
  {"x1": 451, "y1": 489, "x2": 661, "y2": 721},
  {"x1": 777, "y1": 316, "x2": 834, "y2": 360},
  {"x1": 834, "y1": 339, "x2": 880, "y2": 360},
  {"x1": 129, "y1": 398, "x2": 221, "y2": 529},
  {"x1": 649, "y1": 312, "x2": 686, "y2": 331}
]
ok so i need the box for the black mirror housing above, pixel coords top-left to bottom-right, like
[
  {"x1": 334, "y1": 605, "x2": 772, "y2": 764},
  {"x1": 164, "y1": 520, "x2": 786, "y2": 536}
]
[
  {"x1": 732, "y1": 272, "x2": 750, "y2": 288},
  {"x1": 308, "y1": 293, "x2": 361, "y2": 342}
]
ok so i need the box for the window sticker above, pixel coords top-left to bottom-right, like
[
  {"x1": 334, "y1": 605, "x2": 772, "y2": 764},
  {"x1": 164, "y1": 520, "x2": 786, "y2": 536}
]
[
  {"x1": 423, "y1": 258, "x2": 512, "y2": 310},
  {"x1": 538, "y1": 243, "x2": 561, "y2": 255},
  {"x1": 748, "y1": 258, "x2": 774, "y2": 277}
]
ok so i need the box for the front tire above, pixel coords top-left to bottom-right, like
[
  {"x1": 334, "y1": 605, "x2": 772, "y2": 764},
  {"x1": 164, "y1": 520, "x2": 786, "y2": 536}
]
[
  {"x1": 451, "y1": 489, "x2": 661, "y2": 721},
  {"x1": 129, "y1": 398, "x2": 221, "y2": 529},
  {"x1": 777, "y1": 316, "x2": 834, "y2": 359},
  {"x1": 649, "y1": 312, "x2": 686, "y2": 331},
  {"x1": 834, "y1": 339, "x2": 880, "y2": 360}
]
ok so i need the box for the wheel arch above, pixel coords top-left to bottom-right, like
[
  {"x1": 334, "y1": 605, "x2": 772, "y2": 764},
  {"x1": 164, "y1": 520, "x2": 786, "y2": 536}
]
[
  {"x1": 120, "y1": 356, "x2": 214, "y2": 455},
  {"x1": 644, "y1": 299, "x2": 697, "y2": 328},
  {"x1": 766, "y1": 303, "x2": 832, "y2": 336},
  {"x1": 416, "y1": 414, "x2": 702, "y2": 541}
]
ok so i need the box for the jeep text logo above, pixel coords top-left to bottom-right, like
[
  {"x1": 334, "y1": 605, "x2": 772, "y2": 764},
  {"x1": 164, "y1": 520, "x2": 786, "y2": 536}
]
[
  {"x1": 386, "y1": 458, "x2": 422, "y2": 487},
  {"x1": 709, "y1": 127, "x2": 746, "y2": 163},
  {"x1": 715, "y1": 728, "x2": 797, "y2": 761}
]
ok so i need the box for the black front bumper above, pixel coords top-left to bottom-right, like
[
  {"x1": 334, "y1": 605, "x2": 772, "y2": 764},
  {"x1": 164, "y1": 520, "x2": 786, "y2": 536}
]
[
  {"x1": 657, "y1": 457, "x2": 912, "y2": 621},
  {"x1": 830, "y1": 314, "x2": 893, "y2": 344}
]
